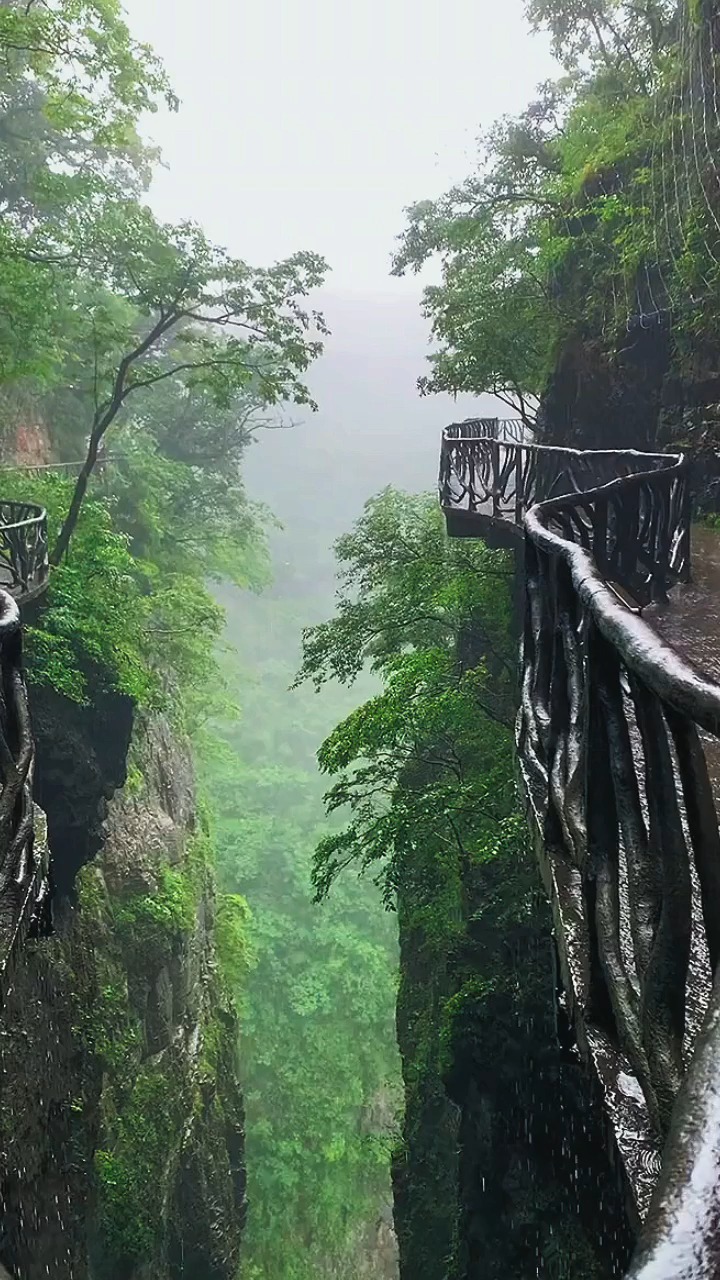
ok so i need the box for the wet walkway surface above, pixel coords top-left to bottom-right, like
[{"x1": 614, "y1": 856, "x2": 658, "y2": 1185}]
[
  {"x1": 644, "y1": 523, "x2": 720, "y2": 1076},
  {"x1": 650, "y1": 524, "x2": 720, "y2": 684},
  {"x1": 647, "y1": 523, "x2": 720, "y2": 787}
]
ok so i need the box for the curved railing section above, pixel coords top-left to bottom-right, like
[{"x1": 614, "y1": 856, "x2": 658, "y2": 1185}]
[
  {"x1": 440, "y1": 426, "x2": 720, "y2": 1275},
  {"x1": 440, "y1": 425, "x2": 689, "y2": 605},
  {"x1": 0, "y1": 592, "x2": 50, "y2": 996},
  {"x1": 0, "y1": 501, "x2": 49, "y2": 602},
  {"x1": 0, "y1": 501, "x2": 51, "y2": 996}
]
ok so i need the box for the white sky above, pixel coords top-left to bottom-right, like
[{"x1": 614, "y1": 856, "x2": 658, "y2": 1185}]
[{"x1": 122, "y1": 0, "x2": 555, "y2": 294}]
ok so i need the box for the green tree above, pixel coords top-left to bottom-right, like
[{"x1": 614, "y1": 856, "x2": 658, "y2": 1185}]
[
  {"x1": 0, "y1": 3, "x2": 329, "y2": 561},
  {"x1": 297, "y1": 489, "x2": 517, "y2": 900},
  {"x1": 525, "y1": 0, "x2": 673, "y2": 77},
  {"x1": 299, "y1": 490, "x2": 631, "y2": 1279},
  {"x1": 47, "y1": 220, "x2": 327, "y2": 563},
  {"x1": 0, "y1": 0, "x2": 174, "y2": 221},
  {"x1": 0, "y1": 0, "x2": 174, "y2": 384},
  {"x1": 392, "y1": 0, "x2": 720, "y2": 443}
]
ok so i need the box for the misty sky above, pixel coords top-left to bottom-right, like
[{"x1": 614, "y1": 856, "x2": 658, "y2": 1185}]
[
  {"x1": 119, "y1": 1, "x2": 557, "y2": 515},
  {"x1": 123, "y1": 0, "x2": 554, "y2": 294}
]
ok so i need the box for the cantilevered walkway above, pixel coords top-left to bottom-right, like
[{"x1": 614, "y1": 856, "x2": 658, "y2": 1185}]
[
  {"x1": 440, "y1": 419, "x2": 720, "y2": 1280},
  {"x1": 0, "y1": 499, "x2": 50, "y2": 996}
]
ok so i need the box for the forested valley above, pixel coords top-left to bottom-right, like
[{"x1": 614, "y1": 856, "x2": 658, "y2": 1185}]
[{"x1": 0, "y1": 0, "x2": 719, "y2": 1278}]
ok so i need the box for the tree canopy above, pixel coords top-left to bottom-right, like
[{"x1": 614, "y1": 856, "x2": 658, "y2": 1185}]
[
  {"x1": 0, "y1": 0, "x2": 328, "y2": 563},
  {"x1": 0, "y1": 0, "x2": 330, "y2": 722},
  {"x1": 394, "y1": 0, "x2": 720, "y2": 441},
  {"x1": 297, "y1": 490, "x2": 518, "y2": 900}
]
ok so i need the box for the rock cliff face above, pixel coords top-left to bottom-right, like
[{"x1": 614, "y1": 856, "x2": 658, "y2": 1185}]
[
  {"x1": 0, "y1": 691, "x2": 246, "y2": 1280},
  {"x1": 392, "y1": 837, "x2": 633, "y2": 1280}
]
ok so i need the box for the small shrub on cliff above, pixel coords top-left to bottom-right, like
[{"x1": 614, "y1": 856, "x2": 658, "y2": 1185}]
[
  {"x1": 215, "y1": 893, "x2": 254, "y2": 993},
  {"x1": 114, "y1": 864, "x2": 196, "y2": 957}
]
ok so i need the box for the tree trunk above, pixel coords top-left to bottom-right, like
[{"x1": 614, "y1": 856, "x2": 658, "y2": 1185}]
[{"x1": 50, "y1": 434, "x2": 101, "y2": 565}]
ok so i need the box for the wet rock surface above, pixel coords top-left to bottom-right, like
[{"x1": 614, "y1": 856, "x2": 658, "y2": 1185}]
[
  {"x1": 0, "y1": 700, "x2": 246, "y2": 1280},
  {"x1": 392, "y1": 834, "x2": 632, "y2": 1280}
]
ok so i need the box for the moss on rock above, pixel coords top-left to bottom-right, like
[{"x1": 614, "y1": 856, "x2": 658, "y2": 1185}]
[{"x1": 0, "y1": 704, "x2": 247, "y2": 1280}]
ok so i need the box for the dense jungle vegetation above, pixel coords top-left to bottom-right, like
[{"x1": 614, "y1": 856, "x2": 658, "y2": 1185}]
[{"x1": 1, "y1": 0, "x2": 719, "y2": 1276}]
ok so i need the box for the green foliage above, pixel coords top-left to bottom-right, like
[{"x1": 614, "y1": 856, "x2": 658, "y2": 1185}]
[
  {"x1": 0, "y1": 0, "x2": 325, "y2": 728},
  {"x1": 297, "y1": 488, "x2": 530, "y2": 1279},
  {"x1": 94, "y1": 1063, "x2": 185, "y2": 1268},
  {"x1": 0, "y1": 471, "x2": 153, "y2": 703},
  {"x1": 198, "y1": 565, "x2": 400, "y2": 1279},
  {"x1": 215, "y1": 893, "x2": 255, "y2": 993},
  {"x1": 72, "y1": 814, "x2": 246, "y2": 1275},
  {"x1": 124, "y1": 763, "x2": 144, "y2": 797},
  {"x1": 393, "y1": 0, "x2": 719, "y2": 430},
  {"x1": 0, "y1": 470, "x2": 229, "y2": 711},
  {"x1": 688, "y1": 0, "x2": 703, "y2": 23},
  {"x1": 114, "y1": 865, "x2": 196, "y2": 949},
  {"x1": 73, "y1": 869, "x2": 144, "y2": 1091},
  {"x1": 0, "y1": 0, "x2": 327, "y2": 563},
  {"x1": 0, "y1": 0, "x2": 172, "y2": 385},
  {"x1": 524, "y1": 0, "x2": 673, "y2": 76},
  {"x1": 300, "y1": 485, "x2": 628, "y2": 1277},
  {"x1": 109, "y1": 428, "x2": 271, "y2": 589},
  {"x1": 298, "y1": 489, "x2": 517, "y2": 899}
]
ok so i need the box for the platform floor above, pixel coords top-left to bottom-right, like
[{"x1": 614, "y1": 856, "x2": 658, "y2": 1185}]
[
  {"x1": 650, "y1": 524, "x2": 720, "y2": 680},
  {"x1": 647, "y1": 523, "x2": 720, "y2": 787}
]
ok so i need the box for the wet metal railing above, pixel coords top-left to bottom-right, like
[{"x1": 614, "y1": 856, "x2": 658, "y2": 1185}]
[
  {"x1": 0, "y1": 501, "x2": 49, "y2": 602},
  {"x1": 0, "y1": 501, "x2": 51, "y2": 995},
  {"x1": 0, "y1": 593, "x2": 49, "y2": 997},
  {"x1": 440, "y1": 424, "x2": 684, "y2": 577},
  {"x1": 440, "y1": 426, "x2": 720, "y2": 1276}
]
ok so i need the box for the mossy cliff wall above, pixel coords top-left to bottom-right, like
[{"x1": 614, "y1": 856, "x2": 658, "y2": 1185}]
[
  {"x1": 392, "y1": 834, "x2": 633, "y2": 1280},
  {"x1": 0, "y1": 693, "x2": 246, "y2": 1280}
]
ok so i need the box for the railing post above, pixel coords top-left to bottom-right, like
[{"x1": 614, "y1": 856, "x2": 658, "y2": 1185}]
[
  {"x1": 626, "y1": 973, "x2": 720, "y2": 1280},
  {"x1": 490, "y1": 439, "x2": 500, "y2": 519},
  {"x1": 679, "y1": 466, "x2": 692, "y2": 584}
]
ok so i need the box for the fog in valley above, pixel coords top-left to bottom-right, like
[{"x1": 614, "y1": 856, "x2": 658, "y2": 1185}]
[
  {"x1": 110, "y1": 3, "x2": 554, "y2": 1273},
  {"x1": 244, "y1": 291, "x2": 496, "y2": 556}
]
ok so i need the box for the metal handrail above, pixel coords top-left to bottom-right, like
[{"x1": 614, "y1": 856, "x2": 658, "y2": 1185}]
[
  {"x1": 0, "y1": 496, "x2": 51, "y2": 994},
  {"x1": 0, "y1": 501, "x2": 48, "y2": 602},
  {"x1": 0, "y1": 590, "x2": 49, "y2": 999}
]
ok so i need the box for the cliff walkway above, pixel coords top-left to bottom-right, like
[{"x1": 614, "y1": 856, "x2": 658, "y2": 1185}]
[
  {"x1": 440, "y1": 420, "x2": 720, "y2": 1279},
  {"x1": 0, "y1": 458, "x2": 118, "y2": 989},
  {"x1": 0, "y1": 498, "x2": 50, "y2": 999}
]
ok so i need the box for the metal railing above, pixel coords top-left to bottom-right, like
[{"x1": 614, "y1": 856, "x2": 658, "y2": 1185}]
[
  {"x1": 0, "y1": 499, "x2": 51, "y2": 994},
  {"x1": 440, "y1": 426, "x2": 720, "y2": 1273},
  {"x1": 0, "y1": 502, "x2": 49, "y2": 602},
  {"x1": 0, "y1": 592, "x2": 49, "y2": 996},
  {"x1": 0, "y1": 453, "x2": 115, "y2": 480}
]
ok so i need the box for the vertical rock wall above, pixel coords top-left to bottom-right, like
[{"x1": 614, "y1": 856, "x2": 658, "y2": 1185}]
[
  {"x1": 0, "y1": 701, "x2": 246, "y2": 1280},
  {"x1": 392, "y1": 838, "x2": 633, "y2": 1280}
]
